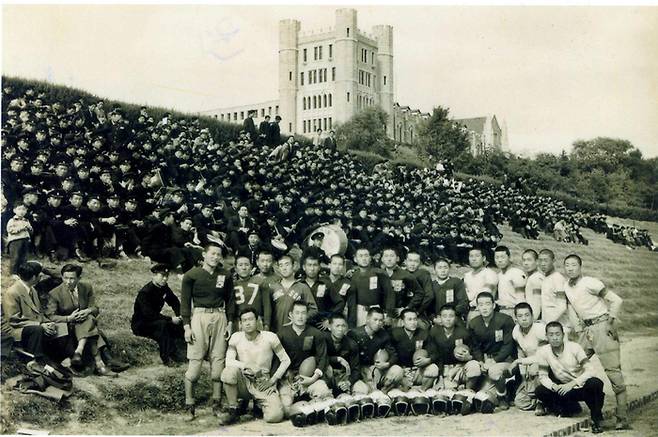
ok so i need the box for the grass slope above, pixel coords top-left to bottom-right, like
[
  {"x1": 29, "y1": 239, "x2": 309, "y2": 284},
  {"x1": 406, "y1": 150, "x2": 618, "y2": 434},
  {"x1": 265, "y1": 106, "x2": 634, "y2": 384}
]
[{"x1": 1, "y1": 223, "x2": 657, "y2": 434}]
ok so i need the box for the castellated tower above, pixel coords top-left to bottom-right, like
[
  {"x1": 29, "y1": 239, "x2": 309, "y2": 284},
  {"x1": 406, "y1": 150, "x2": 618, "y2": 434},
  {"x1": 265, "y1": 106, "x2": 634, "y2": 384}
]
[
  {"x1": 373, "y1": 24, "x2": 394, "y2": 137},
  {"x1": 333, "y1": 8, "x2": 358, "y2": 125},
  {"x1": 278, "y1": 19, "x2": 300, "y2": 134}
]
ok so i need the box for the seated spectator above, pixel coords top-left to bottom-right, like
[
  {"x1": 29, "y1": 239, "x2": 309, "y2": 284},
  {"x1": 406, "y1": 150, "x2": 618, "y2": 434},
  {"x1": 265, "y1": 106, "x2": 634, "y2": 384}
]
[
  {"x1": 46, "y1": 264, "x2": 127, "y2": 375},
  {"x1": 131, "y1": 264, "x2": 185, "y2": 366}
]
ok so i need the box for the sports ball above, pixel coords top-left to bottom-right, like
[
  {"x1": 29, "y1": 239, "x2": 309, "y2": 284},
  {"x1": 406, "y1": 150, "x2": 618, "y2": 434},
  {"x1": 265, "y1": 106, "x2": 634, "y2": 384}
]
[
  {"x1": 453, "y1": 344, "x2": 471, "y2": 362},
  {"x1": 298, "y1": 356, "x2": 316, "y2": 377},
  {"x1": 374, "y1": 348, "x2": 390, "y2": 365}
]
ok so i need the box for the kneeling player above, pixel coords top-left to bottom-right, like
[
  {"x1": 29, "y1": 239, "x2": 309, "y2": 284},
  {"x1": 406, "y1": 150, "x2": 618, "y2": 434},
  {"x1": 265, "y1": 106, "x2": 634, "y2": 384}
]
[
  {"x1": 278, "y1": 301, "x2": 333, "y2": 416},
  {"x1": 390, "y1": 309, "x2": 439, "y2": 390},
  {"x1": 469, "y1": 292, "x2": 516, "y2": 411},
  {"x1": 348, "y1": 307, "x2": 403, "y2": 394},
  {"x1": 220, "y1": 307, "x2": 290, "y2": 425},
  {"x1": 324, "y1": 314, "x2": 361, "y2": 395},
  {"x1": 427, "y1": 304, "x2": 481, "y2": 391}
]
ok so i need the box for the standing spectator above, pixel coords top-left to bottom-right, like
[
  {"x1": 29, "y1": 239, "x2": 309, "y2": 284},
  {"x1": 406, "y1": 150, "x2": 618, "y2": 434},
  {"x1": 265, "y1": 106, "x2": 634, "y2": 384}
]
[
  {"x1": 242, "y1": 110, "x2": 257, "y2": 142},
  {"x1": 6, "y1": 202, "x2": 33, "y2": 274}
]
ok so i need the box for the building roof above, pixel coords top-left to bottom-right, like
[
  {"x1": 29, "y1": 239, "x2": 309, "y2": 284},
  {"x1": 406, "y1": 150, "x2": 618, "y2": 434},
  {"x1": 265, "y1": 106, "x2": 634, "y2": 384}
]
[{"x1": 454, "y1": 117, "x2": 487, "y2": 135}]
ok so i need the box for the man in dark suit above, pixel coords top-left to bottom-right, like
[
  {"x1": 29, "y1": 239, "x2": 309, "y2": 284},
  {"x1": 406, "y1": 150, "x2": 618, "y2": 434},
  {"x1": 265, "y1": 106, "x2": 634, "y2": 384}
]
[
  {"x1": 323, "y1": 130, "x2": 337, "y2": 151},
  {"x1": 258, "y1": 115, "x2": 271, "y2": 145},
  {"x1": 266, "y1": 115, "x2": 282, "y2": 146},
  {"x1": 47, "y1": 264, "x2": 127, "y2": 375},
  {"x1": 242, "y1": 110, "x2": 258, "y2": 143},
  {"x1": 227, "y1": 205, "x2": 256, "y2": 252}
]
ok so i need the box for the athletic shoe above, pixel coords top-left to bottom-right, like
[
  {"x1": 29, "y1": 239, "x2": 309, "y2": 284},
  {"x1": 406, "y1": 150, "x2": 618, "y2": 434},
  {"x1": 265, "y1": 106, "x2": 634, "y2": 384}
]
[{"x1": 218, "y1": 407, "x2": 239, "y2": 426}]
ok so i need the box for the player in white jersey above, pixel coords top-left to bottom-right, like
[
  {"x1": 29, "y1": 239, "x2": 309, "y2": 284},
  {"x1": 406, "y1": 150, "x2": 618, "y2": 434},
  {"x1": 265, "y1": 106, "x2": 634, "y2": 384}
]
[
  {"x1": 510, "y1": 302, "x2": 547, "y2": 412},
  {"x1": 563, "y1": 254, "x2": 629, "y2": 431},
  {"x1": 521, "y1": 249, "x2": 544, "y2": 319},
  {"x1": 537, "y1": 249, "x2": 572, "y2": 336},
  {"x1": 463, "y1": 247, "x2": 498, "y2": 323},
  {"x1": 494, "y1": 246, "x2": 527, "y2": 319}
]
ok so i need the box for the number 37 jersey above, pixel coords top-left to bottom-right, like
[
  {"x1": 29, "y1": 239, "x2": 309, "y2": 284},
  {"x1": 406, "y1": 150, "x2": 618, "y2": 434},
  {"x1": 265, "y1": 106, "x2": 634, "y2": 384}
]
[{"x1": 232, "y1": 275, "x2": 272, "y2": 329}]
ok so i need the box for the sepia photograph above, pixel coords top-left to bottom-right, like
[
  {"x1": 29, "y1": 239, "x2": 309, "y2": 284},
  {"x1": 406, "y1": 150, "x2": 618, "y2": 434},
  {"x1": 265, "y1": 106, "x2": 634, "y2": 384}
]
[{"x1": 1, "y1": 2, "x2": 657, "y2": 436}]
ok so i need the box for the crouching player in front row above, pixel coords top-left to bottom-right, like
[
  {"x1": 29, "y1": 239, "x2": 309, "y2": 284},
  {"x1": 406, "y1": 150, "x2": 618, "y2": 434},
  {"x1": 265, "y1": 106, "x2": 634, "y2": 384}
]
[
  {"x1": 469, "y1": 292, "x2": 517, "y2": 412},
  {"x1": 534, "y1": 321, "x2": 606, "y2": 434},
  {"x1": 277, "y1": 301, "x2": 333, "y2": 415},
  {"x1": 390, "y1": 309, "x2": 439, "y2": 390},
  {"x1": 220, "y1": 306, "x2": 291, "y2": 425}
]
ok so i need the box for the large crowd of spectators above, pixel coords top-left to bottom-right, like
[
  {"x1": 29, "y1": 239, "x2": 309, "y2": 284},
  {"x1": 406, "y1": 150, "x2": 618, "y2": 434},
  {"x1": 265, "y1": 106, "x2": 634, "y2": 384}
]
[{"x1": 1, "y1": 84, "x2": 656, "y2": 275}]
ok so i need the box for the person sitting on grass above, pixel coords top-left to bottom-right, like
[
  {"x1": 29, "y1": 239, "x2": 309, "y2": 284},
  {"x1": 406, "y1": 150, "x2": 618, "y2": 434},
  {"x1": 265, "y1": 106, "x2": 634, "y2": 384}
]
[{"x1": 46, "y1": 263, "x2": 128, "y2": 376}]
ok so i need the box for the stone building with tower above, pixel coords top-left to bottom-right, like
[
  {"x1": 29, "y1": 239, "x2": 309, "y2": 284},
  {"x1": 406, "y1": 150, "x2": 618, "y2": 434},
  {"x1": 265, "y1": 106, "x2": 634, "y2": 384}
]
[{"x1": 207, "y1": 8, "x2": 505, "y2": 155}]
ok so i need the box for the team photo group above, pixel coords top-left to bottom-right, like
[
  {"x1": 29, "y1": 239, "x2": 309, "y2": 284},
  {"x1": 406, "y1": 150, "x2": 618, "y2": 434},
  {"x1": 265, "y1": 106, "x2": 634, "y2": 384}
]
[{"x1": 2, "y1": 3, "x2": 658, "y2": 436}]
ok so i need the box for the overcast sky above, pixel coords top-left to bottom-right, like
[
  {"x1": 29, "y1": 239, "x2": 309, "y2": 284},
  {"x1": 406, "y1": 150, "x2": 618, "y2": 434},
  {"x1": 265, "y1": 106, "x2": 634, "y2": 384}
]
[{"x1": 3, "y1": 4, "x2": 658, "y2": 157}]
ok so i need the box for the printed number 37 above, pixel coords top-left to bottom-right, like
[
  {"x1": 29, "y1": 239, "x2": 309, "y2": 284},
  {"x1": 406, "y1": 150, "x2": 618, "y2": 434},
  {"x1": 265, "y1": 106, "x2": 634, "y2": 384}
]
[{"x1": 235, "y1": 284, "x2": 259, "y2": 305}]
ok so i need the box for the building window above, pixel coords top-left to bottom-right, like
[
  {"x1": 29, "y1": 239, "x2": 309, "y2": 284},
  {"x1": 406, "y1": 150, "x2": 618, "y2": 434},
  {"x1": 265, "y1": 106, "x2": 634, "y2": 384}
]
[
  {"x1": 329, "y1": 94, "x2": 332, "y2": 107},
  {"x1": 289, "y1": 122, "x2": 292, "y2": 131},
  {"x1": 303, "y1": 98, "x2": 306, "y2": 110},
  {"x1": 314, "y1": 46, "x2": 318, "y2": 60},
  {"x1": 332, "y1": 67, "x2": 336, "y2": 81},
  {"x1": 347, "y1": 92, "x2": 350, "y2": 102},
  {"x1": 260, "y1": 108, "x2": 264, "y2": 117},
  {"x1": 303, "y1": 120, "x2": 306, "y2": 133},
  {"x1": 323, "y1": 94, "x2": 327, "y2": 107},
  {"x1": 313, "y1": 96, "x2": 317, "y2": 109},
  {"x1": 346, "y1": 27, "x2": 350, "y2": 37},
  {"x1": 384, "y1": 75, "x2": 387, "y2": 86},
  {"x1": 300, "y1": 72, "x2": 304, "y2": 86},
  {"x1": 323, "y1": 118, "x2": 327, "y2": 130},
  {"x1": 319, "y1": 46, "x2": 323, "y2": 60},
  {"x1": 303, "y1": 48, "x2": 307, "y2": 62},
  {"x1": 329, "y1": 117, "x2": 332, "y2": 129},
  {"x1": 233, "y1": 112, "x2": 237, "y2": 121},
  {"x1": 289, "y1": 71, "x2": 292, "y2": 81},
  {"x1": 268, "y1": 107, "x2": 271, "y2": 115},
  {"x1": 240, "y1": 111, "x2": 244, "y2": 119},
  {"x1": 313, "y1": 119, "x2": 317, "y2": 131},
  {"x1": 329, "y1": 44, "x2": 333, "y2": 58},
  {"x1": 371, "y1": 52, "x2": 374, "y2": 64},
  {"x1": 319, "y1": 69, "x2": 322, "y2": 83},
  {"x1": 275, "y1": 105, "x2": 279, "y2": 114}
]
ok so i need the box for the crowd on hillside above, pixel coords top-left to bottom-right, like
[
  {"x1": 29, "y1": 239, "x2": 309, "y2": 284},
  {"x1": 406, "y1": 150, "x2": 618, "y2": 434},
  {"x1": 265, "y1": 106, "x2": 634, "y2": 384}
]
[
  {"x1": 1, "y1": 83, "x2": 651, "y2": 432},
  {"x1": 1, "y1": 84, "x2": 656, "y2": 274}
]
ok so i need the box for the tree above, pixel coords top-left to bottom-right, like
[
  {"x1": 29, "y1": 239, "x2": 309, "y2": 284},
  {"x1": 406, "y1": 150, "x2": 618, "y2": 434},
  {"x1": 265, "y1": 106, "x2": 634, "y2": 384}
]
[
  {"x1": 417, "y1": 106, "x2": 471, "y2": 161},
  {"x1": 571, "y1": 137, "x2": 635, "y2": 173},
  {"x1": 334, "y1": 107, "x2": 391, "y2": 156}
]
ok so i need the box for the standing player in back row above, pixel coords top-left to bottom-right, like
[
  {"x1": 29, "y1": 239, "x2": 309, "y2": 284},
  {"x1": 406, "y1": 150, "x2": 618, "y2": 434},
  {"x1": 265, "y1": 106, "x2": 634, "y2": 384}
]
[
  {"x1": 232, "y1": 255, "x2": 272, "y2": 331},
  {"x1": 563, "y1": 254, "x2": 630, "y2": 430},
  {"x1": 347, "y1": 246, "x2": 394, "y2": 327},
  {"x1": 494, "y1": 246, "x2": 527, "y2": 319},
  {"x1": 521, "y1": 249, "x2": 544, "y2": 320},
  {"x1": 181, "y1": 242, "x2": 234, "y2": 419},
  {"x1": 463, "y1": 247, "x2": 498, "y2": 323}
]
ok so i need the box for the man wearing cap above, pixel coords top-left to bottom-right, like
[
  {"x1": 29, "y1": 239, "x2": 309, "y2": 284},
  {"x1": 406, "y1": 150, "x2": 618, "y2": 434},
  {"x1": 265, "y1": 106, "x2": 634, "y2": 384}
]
[
  {"x1": 132, "y1": 264, "x2": 185, "y2": 366},
  {"x1": 227, "y1": 205, "x2": 256, "y2": 253},
  {"x1": 269, "y1": 255, "x2": 318, "y2": 333},
  {"x1": 380, "y1": 247, "x2": 423, "y2": 325},
  {"x1": 42, "y1": 191, "x2": 67, "y2": 262},
  {"x1": 301, "y1": 231, "x2": 330, "y2": 265},
  {"x1": 62, "y1": 191, "x2": 92, "y2": 262},
  {"x1": 231, "y1": 254, "x2": 272, "y2": 331},
  {"x1": 181, "y1": 242, "x2": 234, "y2": 418}
]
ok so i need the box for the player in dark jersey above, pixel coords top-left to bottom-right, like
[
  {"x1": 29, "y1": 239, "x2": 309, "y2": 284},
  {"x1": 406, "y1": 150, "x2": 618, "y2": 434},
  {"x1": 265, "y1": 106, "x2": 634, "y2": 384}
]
[{"x1": 232, "y1": 255, "x2": 272, "y2": 331}]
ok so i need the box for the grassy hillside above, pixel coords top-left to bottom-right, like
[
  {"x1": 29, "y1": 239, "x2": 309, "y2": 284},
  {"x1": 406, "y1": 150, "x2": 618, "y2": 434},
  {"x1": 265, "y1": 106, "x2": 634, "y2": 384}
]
[{"x1": 1, "y1": 221, "x2": 657, "y2": 434}]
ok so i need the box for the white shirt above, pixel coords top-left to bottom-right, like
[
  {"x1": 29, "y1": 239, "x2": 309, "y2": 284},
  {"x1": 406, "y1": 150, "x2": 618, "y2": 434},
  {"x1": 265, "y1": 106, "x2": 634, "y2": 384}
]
[
  {"x1": 525, "y1": 270, "x2": 544, "y2": 319},
  {"x1": 497, "y1": 266, "x2": 527, "y2": 308},
  {"x1": 564, "y1": 276, "x2": 609, "y2": 321},
  {"x1": 463, "y1": 267, "x2": 498, "y2": 305},
  {"x1": 541, "y1": 271, "x2": 568, "y2": 323},
  {"x1": 513, "y1": 321, "x2": 546, "y2": 363},
  {"x1": 536, "y1": 341, "x2": 593, "y2": 388}
]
